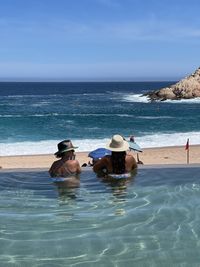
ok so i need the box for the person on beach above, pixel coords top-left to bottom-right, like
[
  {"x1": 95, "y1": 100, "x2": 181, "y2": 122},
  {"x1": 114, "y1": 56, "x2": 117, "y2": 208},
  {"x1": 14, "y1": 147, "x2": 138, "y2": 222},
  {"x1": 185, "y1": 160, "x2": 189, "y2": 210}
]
[
  {"x1": 93, "y1": 134, "x2": 137, "y2": 180},
  {"x1": 129, "y1": 135, "x2": 135, "y2": 142},
  {"x1": 49, "y1": 140, "x2": 81, "y2": 187},
  {"x1": 129, "y1": 135, "x2": 144, "y2": 165}
]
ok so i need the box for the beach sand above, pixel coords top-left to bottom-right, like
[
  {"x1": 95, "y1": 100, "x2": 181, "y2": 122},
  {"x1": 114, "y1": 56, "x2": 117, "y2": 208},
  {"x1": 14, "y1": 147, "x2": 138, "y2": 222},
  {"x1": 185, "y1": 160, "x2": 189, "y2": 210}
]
[{"x1": 0, "y1": 145, "x2": 199, "y2": 170}]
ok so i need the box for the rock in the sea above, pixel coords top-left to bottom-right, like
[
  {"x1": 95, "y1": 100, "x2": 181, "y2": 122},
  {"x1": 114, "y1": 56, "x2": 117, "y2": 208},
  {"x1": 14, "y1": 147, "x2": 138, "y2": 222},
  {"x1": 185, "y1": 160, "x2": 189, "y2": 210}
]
[{"x1": 144, "y1": 67, "x2": 200, "y2": 101}]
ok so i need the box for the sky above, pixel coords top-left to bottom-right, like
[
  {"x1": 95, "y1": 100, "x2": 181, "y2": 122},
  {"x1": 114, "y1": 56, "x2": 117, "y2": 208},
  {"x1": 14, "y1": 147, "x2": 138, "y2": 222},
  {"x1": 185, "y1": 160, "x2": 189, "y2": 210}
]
[{"x1": 0, "y1": 0, "x2": 200, "y2": 81}]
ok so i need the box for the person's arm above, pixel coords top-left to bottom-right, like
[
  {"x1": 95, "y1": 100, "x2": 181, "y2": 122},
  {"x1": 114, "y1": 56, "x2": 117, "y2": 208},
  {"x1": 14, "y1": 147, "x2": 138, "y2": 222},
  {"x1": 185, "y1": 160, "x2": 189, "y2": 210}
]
[
  {"x1": 93, "y1": 157, "x2": 107, "y2": 173},
  {"x1": 49, "y1": 162, "x2": 58, "y2": 177},
  {"x1": 76, "y1": 160, "x2": 82, "y2": 173},
  {"x1": 126, "y1": 154, "x2": 137, "y2": 171},
  {"x1": 131, "y1": 156, "x2": 138, "y2": 169}
]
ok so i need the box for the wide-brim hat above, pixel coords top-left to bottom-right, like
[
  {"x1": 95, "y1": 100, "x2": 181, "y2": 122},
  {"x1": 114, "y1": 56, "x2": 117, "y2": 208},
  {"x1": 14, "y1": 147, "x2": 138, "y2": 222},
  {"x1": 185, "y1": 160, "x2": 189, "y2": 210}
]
[
  {"x1": 54, "y1": 140, "x2": 78, "y2": 156},
  {"x1": 106, "y1": 134, "x2": 129, "y2": 152}
]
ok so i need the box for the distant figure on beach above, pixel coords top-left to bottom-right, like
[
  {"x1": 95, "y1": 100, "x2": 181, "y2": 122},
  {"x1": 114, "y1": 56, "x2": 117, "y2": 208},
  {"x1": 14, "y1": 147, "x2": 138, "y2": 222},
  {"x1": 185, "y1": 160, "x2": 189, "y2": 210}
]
[
  {"x1": 129, "y1": 135, "x2": 135, "y2": 142},
  {"x1": 136, "y1": 153, "x2": 143, "y2": 165},
  {"x1": 93, "y1": 134, "x2": 137, "y2": 180},
  {"x1": 129, "y1": 134, "x2": 144, "y2": 165},
  {"x1": 49, "y1": 140, "x2": 81, "y2": 187}
]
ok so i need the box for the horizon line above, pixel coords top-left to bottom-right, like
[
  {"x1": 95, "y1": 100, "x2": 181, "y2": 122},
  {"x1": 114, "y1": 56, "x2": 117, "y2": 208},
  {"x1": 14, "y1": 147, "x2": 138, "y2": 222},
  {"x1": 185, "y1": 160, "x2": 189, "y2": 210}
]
[{"x1": 0, "y1": 78, "x2": 179, "y2": 83}]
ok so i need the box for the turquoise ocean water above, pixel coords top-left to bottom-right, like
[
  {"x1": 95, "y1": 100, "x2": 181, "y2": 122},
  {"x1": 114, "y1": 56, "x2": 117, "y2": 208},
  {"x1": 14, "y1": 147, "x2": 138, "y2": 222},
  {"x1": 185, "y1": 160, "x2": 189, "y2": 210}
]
[{"x1": 0, "y1": 81, "x2": 200, "y2": 155}]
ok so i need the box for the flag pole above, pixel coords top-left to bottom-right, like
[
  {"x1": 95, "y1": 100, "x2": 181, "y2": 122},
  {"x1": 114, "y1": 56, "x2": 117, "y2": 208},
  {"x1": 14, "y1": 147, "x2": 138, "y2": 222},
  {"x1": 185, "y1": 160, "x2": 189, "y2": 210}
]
[
  {"x1": 187, "y1": 146, "x2": 189, "y2": 164},
  {"x1": 186, "y1": 138, "x2": 189, "y2": 164}
]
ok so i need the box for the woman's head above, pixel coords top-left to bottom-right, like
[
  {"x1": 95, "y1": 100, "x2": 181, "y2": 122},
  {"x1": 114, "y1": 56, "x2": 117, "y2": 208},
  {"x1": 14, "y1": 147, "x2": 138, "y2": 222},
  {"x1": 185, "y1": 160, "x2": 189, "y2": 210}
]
[
  {"x1": 54, "y1": 140, "x2": 78, "y2": 158},
  {"x1": 60, "y1": 149, "x2": 75, "y2": 159},
  {"x1": 106, "y1": 134, "x2": 129, "y2": 174}
]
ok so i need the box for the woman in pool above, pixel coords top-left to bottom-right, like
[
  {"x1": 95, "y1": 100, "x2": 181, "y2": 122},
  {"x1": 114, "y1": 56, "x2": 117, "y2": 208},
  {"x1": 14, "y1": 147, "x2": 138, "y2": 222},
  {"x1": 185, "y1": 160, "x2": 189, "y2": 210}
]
[
  {"x1": 93, "y1": 134, "x2": 137, "y2": 180},
  {"x1": 49, "y1": 140, "x2": 81, "y2": 187}
]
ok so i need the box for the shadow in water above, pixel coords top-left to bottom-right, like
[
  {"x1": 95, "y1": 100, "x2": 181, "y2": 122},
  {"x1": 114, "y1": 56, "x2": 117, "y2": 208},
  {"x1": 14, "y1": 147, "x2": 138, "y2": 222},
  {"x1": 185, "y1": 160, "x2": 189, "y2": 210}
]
[
  {"x1": 53, "y1": 181, "x2": 79, "y2": 202},
  {"x1": 99, "y1": 169, "x2": 138, "y2": 200}
]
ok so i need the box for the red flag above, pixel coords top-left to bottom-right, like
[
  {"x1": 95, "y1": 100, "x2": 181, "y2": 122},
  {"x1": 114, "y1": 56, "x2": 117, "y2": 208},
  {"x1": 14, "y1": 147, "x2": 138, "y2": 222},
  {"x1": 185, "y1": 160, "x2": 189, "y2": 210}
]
[{"x1": 185, "y1": 139, "x2": 189, "y2": 150}]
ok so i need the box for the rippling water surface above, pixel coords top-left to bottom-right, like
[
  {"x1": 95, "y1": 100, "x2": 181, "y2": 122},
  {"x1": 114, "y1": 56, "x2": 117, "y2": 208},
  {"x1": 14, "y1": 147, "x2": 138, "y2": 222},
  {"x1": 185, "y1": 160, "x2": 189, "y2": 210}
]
[{"x1": 0, "y1": 167, "x2": 200, "y2": 266}]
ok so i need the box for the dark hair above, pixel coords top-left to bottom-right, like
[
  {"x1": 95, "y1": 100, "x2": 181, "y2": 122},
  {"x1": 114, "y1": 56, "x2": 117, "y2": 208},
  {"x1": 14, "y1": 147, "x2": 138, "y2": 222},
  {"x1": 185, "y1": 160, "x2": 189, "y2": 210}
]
[
  {"x1": 111, "y1": 151, "x2": 126, "y2": 174},
  {"x1": 58, "y1": 149, "x2": 75, "y2": 159}
]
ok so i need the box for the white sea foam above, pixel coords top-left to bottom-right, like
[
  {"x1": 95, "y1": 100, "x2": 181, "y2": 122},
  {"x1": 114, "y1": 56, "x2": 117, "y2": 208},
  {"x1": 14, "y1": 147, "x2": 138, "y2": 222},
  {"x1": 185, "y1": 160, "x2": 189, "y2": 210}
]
[
  {"x1": 134, "y1": 132, "x2": 200, "y2": 148},
  {"x1": 123, "y1": 94, "x2": 149, "y2": 103},
  {"x1": 123, "y1": 94, "x2": 200, "y2": 104},
  {"x1": 0, "y1": 132, "x2": 199, "y2": 156},
  {"x1": 0, "y1": 114, "x2": 57, "y2": 118},
  {"x1": 0, "y1": 139, "x2": 110, "y2": 156},
  {"x1": 0, "y1": 115, "x2": 23, "y2": 118},
  {"x1": 165, "y1": 98, "x2": 200, "y2": 103},
  {"x1": 117, "y1": 114, "x2": 135, "y2": 117},
  {"x1": 138, "y1": 116, "x2": 174, "y2": 119}
]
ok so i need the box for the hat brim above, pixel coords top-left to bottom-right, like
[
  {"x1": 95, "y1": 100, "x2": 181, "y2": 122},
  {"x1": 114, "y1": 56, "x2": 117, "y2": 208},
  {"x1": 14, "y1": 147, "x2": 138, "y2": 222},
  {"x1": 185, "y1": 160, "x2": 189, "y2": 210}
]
[
  {"x1": 106, "y1": 142, "x2": 129, "y2": 152},
  {"x1": 54, "y1": 146, "x2": 78, "y2": 155}
]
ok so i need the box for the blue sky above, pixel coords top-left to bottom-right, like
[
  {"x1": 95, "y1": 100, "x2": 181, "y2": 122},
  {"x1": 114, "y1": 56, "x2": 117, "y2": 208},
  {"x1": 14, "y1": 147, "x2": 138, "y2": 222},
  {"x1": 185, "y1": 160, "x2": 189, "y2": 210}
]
[{"x1": 0, "y1": 0, "x2": 200, "y2": 81}]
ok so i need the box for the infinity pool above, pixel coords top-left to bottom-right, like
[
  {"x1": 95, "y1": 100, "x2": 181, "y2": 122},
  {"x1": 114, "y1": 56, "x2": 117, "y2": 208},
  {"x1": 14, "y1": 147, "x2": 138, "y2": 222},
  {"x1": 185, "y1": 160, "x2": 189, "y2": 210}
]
[{"x1": 0, "y1": 166, "x2": 200, "y2": 267}]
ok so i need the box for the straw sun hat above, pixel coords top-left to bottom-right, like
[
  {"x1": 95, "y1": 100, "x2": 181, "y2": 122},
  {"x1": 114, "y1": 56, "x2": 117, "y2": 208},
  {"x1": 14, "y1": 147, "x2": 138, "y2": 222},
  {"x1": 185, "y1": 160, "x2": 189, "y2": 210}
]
[{"x1": 106, "y1": 134, "x2": 129, "y2": 152}]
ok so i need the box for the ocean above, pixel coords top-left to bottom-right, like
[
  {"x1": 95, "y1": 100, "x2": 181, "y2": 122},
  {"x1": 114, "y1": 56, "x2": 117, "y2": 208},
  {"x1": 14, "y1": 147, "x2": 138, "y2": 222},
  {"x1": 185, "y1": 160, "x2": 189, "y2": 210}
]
[{"x1": 0, "y1": 81, "x2": 200, "y2": 156}]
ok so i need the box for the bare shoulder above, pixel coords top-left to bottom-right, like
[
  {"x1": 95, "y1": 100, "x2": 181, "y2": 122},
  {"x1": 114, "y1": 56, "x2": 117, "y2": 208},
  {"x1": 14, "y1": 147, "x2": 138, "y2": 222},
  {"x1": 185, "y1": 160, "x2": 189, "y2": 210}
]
[
  {"x1": 66, "y1": 159, "x2": 81, "y2": 173},
  {"x1": 126, "y1": 154, "x2": 137, "y2": 168},
  {"x1": 98, "y1": 156, "x2": 110, "y2": 165},
  {"x1": 93, "y1": 156, "x2": 110, "y2": 172},
  {"x1": 49, "y1": 159, "x2": 62, "y2": 176},
  {"x1": 67, "y1": 159, "x2": 80, "y2": 167},
  {"x1": 126, "y1": 153, "x2": 135, "y2": 160},
  {"x1": 49, "y1": 159, "x2": 61, "y2": 169}
]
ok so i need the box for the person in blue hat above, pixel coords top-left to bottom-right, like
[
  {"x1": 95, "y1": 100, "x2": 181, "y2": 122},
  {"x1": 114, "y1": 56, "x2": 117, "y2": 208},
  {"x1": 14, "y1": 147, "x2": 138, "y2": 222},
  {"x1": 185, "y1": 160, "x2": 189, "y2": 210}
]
[{"x1": 49, "y1": 140, "x2": 81, "y2": 187}]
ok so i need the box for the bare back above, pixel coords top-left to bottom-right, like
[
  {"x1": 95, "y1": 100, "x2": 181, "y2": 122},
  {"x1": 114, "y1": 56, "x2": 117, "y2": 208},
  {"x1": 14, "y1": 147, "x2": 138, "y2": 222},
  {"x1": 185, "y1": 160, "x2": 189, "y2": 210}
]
[
  {"x1": 93, "y1": 154, "x2": 137, "y2": 175},
  {"x1": 49, "y1": 159, "x2": 81, "y2": 178}
]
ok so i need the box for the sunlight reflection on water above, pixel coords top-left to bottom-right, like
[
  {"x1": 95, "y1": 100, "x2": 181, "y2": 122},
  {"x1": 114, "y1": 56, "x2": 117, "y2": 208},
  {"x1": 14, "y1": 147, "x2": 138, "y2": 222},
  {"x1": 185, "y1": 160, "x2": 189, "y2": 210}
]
[{"x1": 0, "y1": 166, "x2": 200, "y2": 266}]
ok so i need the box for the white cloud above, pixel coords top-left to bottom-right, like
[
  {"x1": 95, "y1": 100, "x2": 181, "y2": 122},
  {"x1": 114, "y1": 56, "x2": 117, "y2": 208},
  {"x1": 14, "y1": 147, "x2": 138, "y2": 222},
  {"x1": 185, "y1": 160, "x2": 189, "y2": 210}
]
[
  {"x1": 103, "y1": 19, "x2": 200, "y2": 41},
  {"x1": 1, "y1": 15, "x2": 200, "y2": 42},
  {"x1": 58, "y1": 19, "x2": 200, "y2": 42}
]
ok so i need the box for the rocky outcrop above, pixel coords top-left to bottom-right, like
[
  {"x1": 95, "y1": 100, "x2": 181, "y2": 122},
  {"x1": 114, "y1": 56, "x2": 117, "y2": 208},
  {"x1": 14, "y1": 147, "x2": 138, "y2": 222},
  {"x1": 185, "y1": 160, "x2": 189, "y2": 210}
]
[{"x1": 144, "y1": 67, "x2": 200, "y2": 101}]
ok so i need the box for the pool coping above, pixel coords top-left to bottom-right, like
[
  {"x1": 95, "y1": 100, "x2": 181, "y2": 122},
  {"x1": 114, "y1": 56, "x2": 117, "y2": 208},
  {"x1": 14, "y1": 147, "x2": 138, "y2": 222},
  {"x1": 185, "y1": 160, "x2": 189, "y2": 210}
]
[{"x1": 1, "y1": 163, "x2": 200, "y2": 173}]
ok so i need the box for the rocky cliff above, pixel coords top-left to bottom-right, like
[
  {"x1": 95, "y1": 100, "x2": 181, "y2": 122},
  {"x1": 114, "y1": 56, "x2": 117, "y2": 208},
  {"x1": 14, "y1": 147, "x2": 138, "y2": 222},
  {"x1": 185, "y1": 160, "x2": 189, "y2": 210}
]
[{"x1": 144, "y1": 67, "x2": 200, "y2": 101}]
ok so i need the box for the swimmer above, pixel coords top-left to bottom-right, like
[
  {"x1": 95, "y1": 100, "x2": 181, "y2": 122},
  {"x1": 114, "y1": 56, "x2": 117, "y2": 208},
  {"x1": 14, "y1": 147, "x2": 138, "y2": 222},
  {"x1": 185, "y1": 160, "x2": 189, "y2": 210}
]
[{"x1": 49, "y1": 140, "x2": 81, "y2": 187}]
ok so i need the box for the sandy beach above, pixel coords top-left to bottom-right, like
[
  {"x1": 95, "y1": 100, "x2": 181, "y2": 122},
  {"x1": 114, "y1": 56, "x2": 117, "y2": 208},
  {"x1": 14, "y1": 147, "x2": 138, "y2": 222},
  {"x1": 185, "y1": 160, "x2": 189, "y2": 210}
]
[{"x1": 0, "y1": 145, "x2": 199, "y2": 170}]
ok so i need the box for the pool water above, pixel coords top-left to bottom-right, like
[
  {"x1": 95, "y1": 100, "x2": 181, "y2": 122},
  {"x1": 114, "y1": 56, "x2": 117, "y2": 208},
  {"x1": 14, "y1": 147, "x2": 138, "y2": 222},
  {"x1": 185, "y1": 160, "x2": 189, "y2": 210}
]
[{"x1": 0, "y1": 166, "x2": 200, "y2": 267}]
